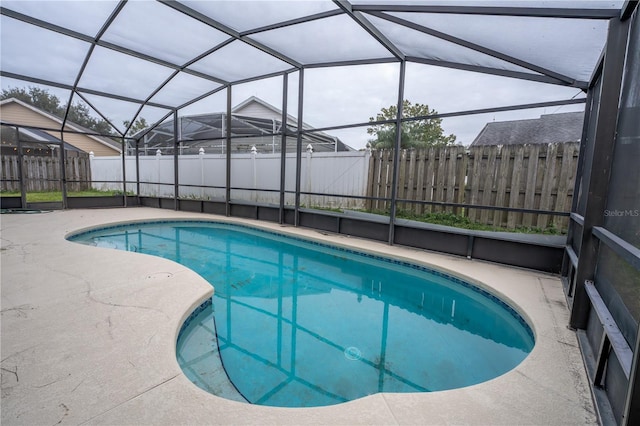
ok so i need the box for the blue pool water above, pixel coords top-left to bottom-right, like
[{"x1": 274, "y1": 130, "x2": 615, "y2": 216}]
[{"x1": 69, "y1": 220, "x2": 534, "y2": 407}]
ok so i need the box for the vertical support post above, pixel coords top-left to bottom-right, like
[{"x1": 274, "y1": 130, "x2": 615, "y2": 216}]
[
  {"x1": 388, "y1": 60, "x2": 406, "y2": 245},
  {"x1": 173, "y1": 111, "x2": 179, "y2": 210},
  {"x1": 226, "y1": 86, "x2": 232, "y2": 217},
  {"x1": 279, "y1": 73, "x2": 289, "y2": 224},
  {"x1": 563, "y1": 88, "x2": 595, "y2": 276},
  {"x1": 571, "y1": 88, "x2": 595, "y2": 216},
  {"x1": 295, "y1": 69, "x2": 304, "y2": 227},
  {"x1": 570, "y1": 17, "x2": 630, "y2": 329},
  {"x1": 59, "y1": 131, "x2": 68, "y2": 209}
]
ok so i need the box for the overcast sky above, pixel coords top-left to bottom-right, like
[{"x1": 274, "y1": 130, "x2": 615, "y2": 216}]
[{"x1": 1, "y1": 0, "x2": 594, "y2": 149}]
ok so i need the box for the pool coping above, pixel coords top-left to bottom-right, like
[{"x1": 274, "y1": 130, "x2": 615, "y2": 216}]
[{"x1": 0, "y1": 208, "x2": 596, "y2": 425}]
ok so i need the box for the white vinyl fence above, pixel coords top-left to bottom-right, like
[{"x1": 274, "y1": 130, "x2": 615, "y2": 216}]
[{"x1": 90, "y1": 150, "x2": 371, "y2": 209}]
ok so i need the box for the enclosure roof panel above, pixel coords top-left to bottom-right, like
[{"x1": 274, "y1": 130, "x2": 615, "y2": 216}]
[
  {"x1": 0, "y1": 15, "x2": 91, "y2": 86},
  {"x1": 388, "y1": 12, "x2": 609, "y2": 82},
  {"x1": 1, "y1": 0, "x2": 119, "y2": 38},
  {"x1": 178, "y1": 0, "x2": 340, "y2": 33},
  {"x1": 186, "y1": 40, "x2": 293, "y2": 82},
  {"x1": 0, "y1": 0, "x2": 622, "y2": 136},
  {"x1": 101, "y1": 0, "x2": 232, "y2": 66},
  {"x1": 248, "y1": 14, "x2": 394, "y2": 64},
  {"x1": 364, "y1": 14, "x2": 543, "y2": 75}
]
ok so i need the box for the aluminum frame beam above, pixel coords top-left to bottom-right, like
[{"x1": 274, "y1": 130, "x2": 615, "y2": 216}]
[
  {"x1": 570, "y1": 17, "x2": 630, "y2": 330},
  {"x1": 352, "y1": 4, "x2": 620, "y2": 19},
  {"x1": 240, "y1": 9, "x2": 344, "y2": 36},
  {"x1": 407, "y1": 56, "x2": 586, "y2": 89},
  {"x1": 334, "y1": 0, "x2": 405, "y2": 60}
]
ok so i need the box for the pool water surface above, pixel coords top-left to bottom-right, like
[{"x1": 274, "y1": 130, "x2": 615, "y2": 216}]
[{"x1": 69, "y1": 220, "x2": 534, "y2": 407}]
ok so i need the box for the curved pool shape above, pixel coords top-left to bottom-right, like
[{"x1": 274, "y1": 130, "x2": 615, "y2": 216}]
[{"x1": 69, "y1": 220, "x2": 534, "y2": 407}]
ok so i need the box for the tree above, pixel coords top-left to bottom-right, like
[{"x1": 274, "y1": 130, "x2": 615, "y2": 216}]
[
  {"x1": 1, "y1": 86, "x2": 116, "y2": 136},
  {"x1": 367, "y1": 100, "x2": 456, "y2": 149},
  {"x1": 2, "y1": 86, "x2": 64, "y2": 117},
  {"x1": 123, "y1": 117, "x2": 149, "y2": 135}
]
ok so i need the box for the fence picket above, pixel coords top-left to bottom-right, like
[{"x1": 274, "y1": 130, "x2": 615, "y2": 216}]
[
  {"x1": 1, "y1": 155, "x2": 90, "y2": 192},
  {"x1": 434, "y1": 147, "x2": 446, "y2": 213},
  {"x1": 537, "y1": 143, "x2": 558, "y2": 229},
  {"x1": 553, "y1": 143, "x2": 574, "y2": 230},
  {"x1": 493, "y1": 145, "x2": 511, "y2": 227},
  {"x1": 445, "y1": 147, "x2": 457, "y2": 214},
  {"x1": 522, "y1": 144, "x2": 540, "y2": 228},
  {"x1": 480, "y1": 146, "x2": 498, "y2": 224},
  {"x1": 406, "y1": 149, "x2": 416, "y2": 212},
  {"x1": 398, "y1": 150, "x2": 407, "y2": 211},
  {"x1": 467, "y1": 146, "x2": 483, "y2": 222},
  {"x1": 415, "y1": 150, "x2": 426, "y2": 214},
  {"x1": 507, "y1": 147, "x2": 525, "y2": 229}
]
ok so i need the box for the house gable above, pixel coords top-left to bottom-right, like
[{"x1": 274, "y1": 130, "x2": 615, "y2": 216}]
[{"x1": 0, "y1": 98, "x2": 121, "y2": 156}]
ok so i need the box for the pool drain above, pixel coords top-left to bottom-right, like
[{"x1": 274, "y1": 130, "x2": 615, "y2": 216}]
[{"x1": 344, "y1": 346, "x2": 362, "y2": 360}]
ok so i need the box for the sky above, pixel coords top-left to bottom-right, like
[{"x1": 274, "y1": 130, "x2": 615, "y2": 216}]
[{"x1": 1, "y1": 0, "x2": 601, "y2": 149}]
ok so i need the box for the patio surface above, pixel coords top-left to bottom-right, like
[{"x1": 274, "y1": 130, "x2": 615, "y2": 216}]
[{"x1": 1, "y1": 208, "x2": 596, "y2": 425}]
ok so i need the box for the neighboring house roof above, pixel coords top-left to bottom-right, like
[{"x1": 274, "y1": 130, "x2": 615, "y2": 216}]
[
  {"x1": 0, "y1": 125, "x2": 84, "y2": 153},
  {"x1": 0, "y1": 98, "x2": 121, "y2": 154},
  {"x1": 470, "y1": 112, "x2": 584, "y2": 146},
  {"x1": 18, "y1": 127, "x2": 84, "y2": 152},
  {"x1": 139, "y1": 97, "x2": 355, "y2": 154},
  {"x1": 231, "y1": 96, "x2": 317, "y2": 130}
]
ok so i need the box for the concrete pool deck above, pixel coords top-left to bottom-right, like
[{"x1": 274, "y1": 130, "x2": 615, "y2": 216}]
[{"x1": 1, "y1": 208, "x2": 596, "y2": 425}]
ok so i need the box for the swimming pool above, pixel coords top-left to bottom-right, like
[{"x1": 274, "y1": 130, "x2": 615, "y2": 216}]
[{"x1": 69, "y1": 220, "x2": 534, "y2": 408}]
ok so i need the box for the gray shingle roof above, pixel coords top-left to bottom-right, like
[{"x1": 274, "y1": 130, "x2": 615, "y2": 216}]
[{"x1": 470, "y1": 112, "x2": 584, "y2": 146}]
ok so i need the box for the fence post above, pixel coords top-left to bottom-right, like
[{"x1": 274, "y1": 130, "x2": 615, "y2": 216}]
[
  {"x1": 89, "y1": 152, "x2": 95, "y2": 191},
  {"x1": 252, "y1": 145, "x2": 258, "y2": 202},
  {"x1": 306, "y1": 144, "x2": 313, "y2": 207},
  {"x1": 365, "y1": 144, "x2": 374, "y2": 211},
  {"x1": 156, "y1": 149, "x2": 162, "y2": 197},
  {"x1": 199, "y1": 147, "x2": 205, "y2": 200}
]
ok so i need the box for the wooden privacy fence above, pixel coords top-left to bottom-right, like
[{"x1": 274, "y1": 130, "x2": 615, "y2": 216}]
[
  {"x1": 0, "y1": 152, "x2": 91, "y2": 192},
  {"x1": 366, "y1": 142, "x2": 580, "y2": 230}
]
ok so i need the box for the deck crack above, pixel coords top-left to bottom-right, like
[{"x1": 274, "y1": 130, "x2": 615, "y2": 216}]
[{"x1": 77, "y1": 374, "x2": 181, "y2": 425}]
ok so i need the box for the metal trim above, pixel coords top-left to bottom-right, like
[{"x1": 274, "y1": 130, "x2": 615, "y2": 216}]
[
  {"x1": 571, "y1": 212, "x2": 585, "y2": 226},
  {"x1": 566, "y1": 244, "x2": 579, "y2": 268},
  {"x1": 584, "y1": 280, "x2": 633, "y2": 379},
  {"x1": 388, "y1": 60, "x2": 406, "y2": 244}
]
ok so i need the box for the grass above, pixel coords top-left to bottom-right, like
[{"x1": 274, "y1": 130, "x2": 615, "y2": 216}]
[
  {"x1": 0, "y1": 189, "x2": 129, "y2": 202},
  {"x1": 362, "y1": 208, "x2": 564, "y2": 235},
  {"x1": 1, "y1": 191, "x2": 565, "y2": 235}
]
